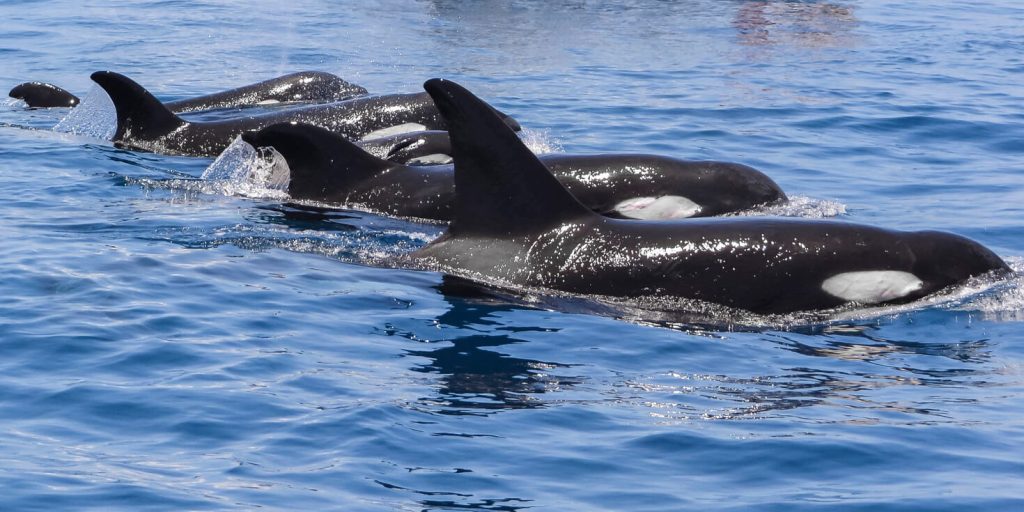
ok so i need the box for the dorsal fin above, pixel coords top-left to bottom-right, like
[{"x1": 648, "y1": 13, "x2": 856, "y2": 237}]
[
  {"x1": 240, "y1": 122, "x2": 397, "y2": 199},
  {"x1": 422, "y1": 78, "x2": 593, "y2": 236},
  {"x1": 89, "y1": 71, "x2": 186, "y2": 142},
  {"x1": 9, "y1": 82, "x2": 80, "y2": 107}
]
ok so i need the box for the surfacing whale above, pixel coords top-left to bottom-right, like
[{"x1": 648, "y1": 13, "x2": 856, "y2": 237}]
[
  {"x1": 241, "y1": 122, "x2": 786, "y2": 221},
  {"x1": 8, "y1": 82, "x2": 81, "y2": 108},
  {"x1": 406, "y1": 78, "x2": 1009, "y2": 314},
  {"x1": 9, "y1": 71, "x2": 367, "y2": 111},
  {"x1": 89, "y1": 71, "x2": 521, "y2": 157}
]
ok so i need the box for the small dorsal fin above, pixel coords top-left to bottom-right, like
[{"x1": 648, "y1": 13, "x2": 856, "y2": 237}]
[
  {"x1": 240, "y1": 122, "x2": 397, "y2": 199},
  {"x1": 9, "y1": 82, "x2": 80, "y2": 107},
  {"x1": 90, "y1": 71, "x2": 186, "y2": 142},
  {"x1": 422, "y1": 78, "x2": 593, "y2": 236}
]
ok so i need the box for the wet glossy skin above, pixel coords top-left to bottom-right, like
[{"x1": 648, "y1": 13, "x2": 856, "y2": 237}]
[
  {"x1": 8, "y1": 82, "x2": 79, "y2": 107},
  {"x1": 414, "y1": 216, "x2": 1009, "y2": 314},
  {"x1": 91, "y1": 71, "x2": 518, "y2": 158},
  {"x1": 244, "y1": 123, "x2": 785, "y2": 221},
  {"x1": 321, "y1": 154, "x2": 784, "y2": 220},
  {"x1": 356, "y1": 130, "x2": 453, "y2": 162},
  {"x1": 406, "y1": 78, "x2": 1010, "y2": 314},
  {"x1": 9, "y1": 71, "x2": 366, "y2": 111},
  {"x1": 163, "y1": 71, "x2": 367, "y2": 113},
  {"x1": 158, "y1": 92, "x2": 446, "y2": 156}
]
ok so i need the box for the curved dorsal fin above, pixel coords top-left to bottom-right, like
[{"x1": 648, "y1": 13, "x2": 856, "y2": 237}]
[
  {"x1": 89, "y1": 71, "x2": 186, "y2": 142},
  {"x1": 422, "y1": 78, "x2": 593, "y2": 236},
  {"x1": 241, "y1": 122, "x2": 397, "y2": 199}
]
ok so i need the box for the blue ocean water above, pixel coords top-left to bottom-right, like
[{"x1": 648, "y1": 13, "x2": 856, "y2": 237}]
[{"x1": 2, "y1": 0, "x2": 1024, "y2": 510}]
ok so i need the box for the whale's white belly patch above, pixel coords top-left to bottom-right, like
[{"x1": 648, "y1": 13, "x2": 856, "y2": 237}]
[
  {"x1": 361, "y1": 122, "x2": 427, "y2": 140},
  {"x1": 614, "y1": 195, "x2": 701, "y2": 220},
  {"x1": 821, "y1": 270, "x2": 924, "y2": 303}
]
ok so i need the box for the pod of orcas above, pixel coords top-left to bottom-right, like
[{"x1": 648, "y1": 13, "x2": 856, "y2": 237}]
[
  {"x1": 9, "y1": 71, "x2": 368, "y2": 111},
  {"x1": 88, "y1": 71, "x2": 520, "y2": 157},
  {"x1": 7, "y1": 70, "x2": 1009, "y2": 315}
]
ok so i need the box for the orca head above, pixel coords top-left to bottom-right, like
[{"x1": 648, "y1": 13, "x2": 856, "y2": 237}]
[
  {"x1": 283, "y1": 70, "x2": 368, "y2": 101},
  {"x1": 704, "y1": 161, "x2": 787, "y2": 213},
  {"x1": 907, "y1": 230, "x2": 1010, "y2": 293}
]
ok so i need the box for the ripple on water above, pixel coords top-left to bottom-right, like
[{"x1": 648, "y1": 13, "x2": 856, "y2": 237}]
[{"x1": 2, "y1": 1, "x2": 1024, "y2": 511}]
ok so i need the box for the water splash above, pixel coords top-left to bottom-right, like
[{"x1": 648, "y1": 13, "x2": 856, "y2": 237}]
[
  {"x1": 199, "y1": 136, "x2": 291, "y2": 199},
  {"x1": 957, "y1": 257, "x2": 1024, "y2": 321},
  {"x1": 728, "y1": 195, "x2": 847, "y2": 218},
  {"x1": 519, "y1": 128, "x2": 562, "y2": 154},
  {"x1": 52, "y1": 85, "x2": 116, "y2": 139}
]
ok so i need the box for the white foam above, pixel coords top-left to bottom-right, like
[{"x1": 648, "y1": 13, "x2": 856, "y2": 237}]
[
  {"x1": 52, "y1": 85, "x2": 116, "y2": 139},
  {"x1": 519, "y1": 128, "x2": 562, "y2": 155},
  {"x1": 728, "y1": 195, "x2": 847, "y2": 218}
]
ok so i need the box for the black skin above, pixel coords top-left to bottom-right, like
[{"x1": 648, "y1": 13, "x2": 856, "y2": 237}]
[
  {"x1": 8, "y1": 82, "x2": 79, "y2": 107},
  {"x1": 89, "y1": 71, "x2": 520, "y2": 158},
  {"x1": 9, "y1": 71, "x2": 366, "y2": 111},
  {"x1": 406, "y1": 78, "x2": 1009, "y2": 314},
  {"x1": 242, "y1": 123, "x2": 787, "y2": 222}
]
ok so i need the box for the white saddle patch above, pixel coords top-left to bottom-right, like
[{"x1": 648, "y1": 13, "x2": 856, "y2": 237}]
[
  {"x1": 614, "y1": 195, "x2": 702, "y2": 220},
  {"x1": 361, "y1": 122, "x2": 427, "y2": 140},
  {"x1": 821, "y1": 270, "x2": 924, "y2": 303},
  {"x1": 408, "y1": 153, "x2": 453, "y2": 165}
]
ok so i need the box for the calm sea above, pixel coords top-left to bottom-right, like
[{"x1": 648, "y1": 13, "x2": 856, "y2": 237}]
[{"x1": 1, "y1": 1, "x2": 1023, "y2": 510}]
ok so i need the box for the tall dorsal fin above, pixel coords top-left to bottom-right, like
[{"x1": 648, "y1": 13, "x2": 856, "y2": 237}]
[
  {"x1": 240, "y1": 122, "x2": 397, "y2": 199},
  {"x1": 89, "y1": 71, "x2": 186, "y2": 142},
  {"x1": 422, "y1": 78, "x2": 594, "y2": 236}
]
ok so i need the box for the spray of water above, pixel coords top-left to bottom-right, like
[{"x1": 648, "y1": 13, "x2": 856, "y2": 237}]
[
  {"x1": 52, "y1": 85, "x2": 116, "y2": 139},
  {"x1": 199, "y1": 136, "x2": 291, "y2": 199},
  {"x1": 519, "y1": 128, "x2": 563, "y2": 155},
  {"x1": 728, "y1": 195, "x2": 847, "y2": 218}
]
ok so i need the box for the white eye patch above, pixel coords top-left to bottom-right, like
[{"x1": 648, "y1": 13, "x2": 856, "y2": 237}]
[
  {"x1": 361, "y1": 123, "x2": 427, "y2": 140},
  {"x1": 614, "y1": 195, "x2": 702, "y2": 220},
  {"x1": 821, "y1": 270, "x2": 924, "y2": 303}
]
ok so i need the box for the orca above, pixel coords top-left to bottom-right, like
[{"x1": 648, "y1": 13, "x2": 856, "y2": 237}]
[
  {"x1": 404, "y1": 78, "x2": 1009, "y2": 314},
  {"x1": 9, "y1": 71, "x2": 367, "y2": 111},
  {"x1": 89, "y1": 71, "x2": 520, "y2": 157},
  {"x1": 241, "y1": 123, "x2": 785, "y2": 221},
  {"x1": 8, "y1": 82, "x2": 80, "y2": 107}
]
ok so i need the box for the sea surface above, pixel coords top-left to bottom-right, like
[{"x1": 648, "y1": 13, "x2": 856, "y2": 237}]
[{"x1": 2, "y1": 1, "x2": 1023, "y2": 510}]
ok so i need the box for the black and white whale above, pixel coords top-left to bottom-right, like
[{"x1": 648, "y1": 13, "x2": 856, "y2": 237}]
[
  {"x1": 356, "y1": 130, "x2": 455, "y2": 164},
  {"x1": 89, "y1": 71, "x2": 520, "y2": 157},
  {"x1": 10, "y1": 71, "x2": 367, "y2": 111},
  {"x1": 241, "y1": 123, "x2": 785, "y2": 221},
  {"x1": 405, "y1": 78, "x2": 1009, "y2": 314}
]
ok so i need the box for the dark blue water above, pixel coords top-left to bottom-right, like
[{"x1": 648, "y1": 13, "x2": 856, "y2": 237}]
[{"x1": 2, "y1": 1, "x2": 1024, "y2": 510}]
